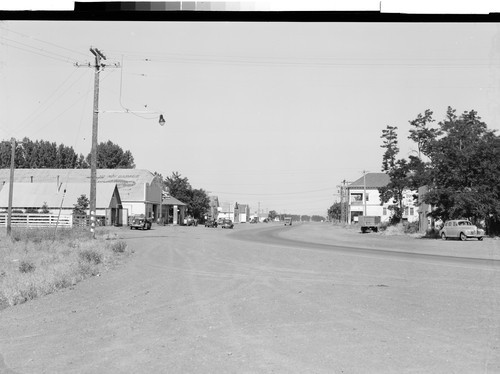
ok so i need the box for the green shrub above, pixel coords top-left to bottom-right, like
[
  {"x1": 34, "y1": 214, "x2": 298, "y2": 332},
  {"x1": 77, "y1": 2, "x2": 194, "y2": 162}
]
[
  {"x1": 78, "y1": 249, "x2": 102, "y2": 265},
  {"x1": 403, "y1": 221, "x2": 419, "y2": 234},
  {"x1": 110, "y1": 241, "x2": 127, "y2": 253},
  {"x1": 19, "y1": 260, "x2": 36, "y2": 273},
  {"x1": 425, "y1": 228, "x2": 441, "y2": 239}
]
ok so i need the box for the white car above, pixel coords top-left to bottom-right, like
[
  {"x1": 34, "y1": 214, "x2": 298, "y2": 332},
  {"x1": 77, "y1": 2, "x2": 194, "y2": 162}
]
[{"x1": 439, "y1": 220, "x2": 484, "y2": 241}]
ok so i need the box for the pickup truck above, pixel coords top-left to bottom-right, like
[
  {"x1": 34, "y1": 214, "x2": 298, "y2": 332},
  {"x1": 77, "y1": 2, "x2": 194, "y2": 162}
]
[{"x1": 358, "y1": 216, "x2": 380, "y2": 233}]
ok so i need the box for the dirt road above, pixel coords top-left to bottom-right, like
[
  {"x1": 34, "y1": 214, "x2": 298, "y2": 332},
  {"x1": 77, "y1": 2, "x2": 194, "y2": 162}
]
[{"x1": 1, "y1": 223, "x2": 499, "y2": 373}]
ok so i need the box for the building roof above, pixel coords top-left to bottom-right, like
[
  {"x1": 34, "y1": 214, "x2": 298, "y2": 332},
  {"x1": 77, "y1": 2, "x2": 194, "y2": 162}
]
[
  {"x1": 0, "y1": 183, "x2": 119, "y2": 209},
  {"x1": 162, "y1": 196, "x2": 187, "y2": 206},
  {"x1": 0, "y1": 169, "x2": 158, "y2": 202},
  {"x1": 348, "y1": 173, "x2": 390, "y2": 189}
]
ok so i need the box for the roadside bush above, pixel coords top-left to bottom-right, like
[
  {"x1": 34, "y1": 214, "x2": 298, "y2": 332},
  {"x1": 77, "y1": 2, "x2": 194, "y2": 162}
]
[
  {"x1": 78, "y1": 248, "x2": 102, "y2": 265},
  {"x1": 378, "y1": 222, "x2": 390, "y2": 232},
  {"x1": 110, "y1": 241, "x2": 127, "y2": 253},
  {"x1": 19, "y1": 260, "x2": 36, "y2": 273},
  {"x1": 424, "y1": 228, "x2": 441, "y2": 239},
  {"x1": 403, "y1": 221, "x2": 419, "y2": 234}
]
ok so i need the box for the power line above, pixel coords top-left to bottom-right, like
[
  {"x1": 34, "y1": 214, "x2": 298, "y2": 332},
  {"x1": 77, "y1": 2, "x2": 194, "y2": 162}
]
[
  {"x1": 107, "y1": 50, "x2": 498, "y2": 69},
  {"x1": 0, "y1": 36, "x2": 76, "y2": 64},
  {"x1": 0, "y1": 24, "x2": 88, "y2": 58}
]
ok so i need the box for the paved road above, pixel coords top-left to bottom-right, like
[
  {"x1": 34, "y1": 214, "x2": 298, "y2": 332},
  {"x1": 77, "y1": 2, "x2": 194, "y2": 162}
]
[{"x1": 0, "y1": 223, "x2": 499, "y2": 373}]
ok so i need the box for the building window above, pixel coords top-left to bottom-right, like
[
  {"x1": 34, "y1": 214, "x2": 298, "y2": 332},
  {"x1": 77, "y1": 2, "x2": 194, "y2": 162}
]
[{"x1": 351, "y1": 193, "x2": 363, "y2": 202}]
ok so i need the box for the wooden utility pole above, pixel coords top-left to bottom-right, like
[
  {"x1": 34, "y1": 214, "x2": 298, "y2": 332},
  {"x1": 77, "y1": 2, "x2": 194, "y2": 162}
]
[
  {"x1": 89, "y1": 47, "x2": 106, "y2": 238},
  {"x1": 6, "y1": 138, "x2": 16, "y2": 236}
]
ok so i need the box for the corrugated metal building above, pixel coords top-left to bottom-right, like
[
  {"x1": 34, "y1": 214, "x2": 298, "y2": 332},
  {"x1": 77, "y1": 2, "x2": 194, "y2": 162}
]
[
  {"x1": 0, "y1": 168, "x2": 163, "y2": 222},
  {"x1": 0, "y1": 182, "x2": 123, "y2": 225}
]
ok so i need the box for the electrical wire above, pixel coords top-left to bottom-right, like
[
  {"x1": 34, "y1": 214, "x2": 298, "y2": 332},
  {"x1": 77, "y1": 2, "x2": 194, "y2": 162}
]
[
  {"x1": 27, "y1": 70, "x2": 114, "y2": 139},
  {"x1": 10, "y1": 68, "x2": 83, "y2": 137},
  {"x1": 108, "y1": 50, "x2": 498, "y2": 69},
  {"x1": 0, "y1": 37, "x2": 75, "y2": 64},
  {"x1": 0, "y1": 24, "x2": 88, "y2": 59}
]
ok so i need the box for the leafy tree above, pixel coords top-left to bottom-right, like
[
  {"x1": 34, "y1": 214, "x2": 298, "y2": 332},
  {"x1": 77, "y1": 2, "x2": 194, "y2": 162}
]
[
  {"x1": 0, "y1": 137, "x2": 88, "y2": 169},
  {"x1": 380, "y1": 125, "x2": 399, "y2": 172},
  {"x1": 311, "y1": 215, "x2": 325, "y2": 222},
  {"x1": 328, "y1": 202, "x2": 342, "y2": 221},
  {"x1": 418, "y1": 108, "x2": 500, "y2": 226},
  {"x1": 190, "y1": 188, "x2": 211, "y2": 220},
  {"x1": 163, "y1": 172, "x2": 210, "y2": 220},
  {"x1": 73, "y1": 194, "x2": 89, "y2": 216},
  {"x1": 268, "y1": 210, "x2": 278, "y2": 221},
  {"x1": 164, "y1": 172, "x2": 193, "y2": 205},
  {"x1": 379, "y1": 125, "x2": 409, "y2": 224},
  {"x1": 86, "y1": 140, "x2": 135, "y2": 169}
]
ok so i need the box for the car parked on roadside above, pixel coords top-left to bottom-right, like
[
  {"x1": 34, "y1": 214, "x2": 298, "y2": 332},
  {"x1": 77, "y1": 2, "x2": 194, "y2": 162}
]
[
  {"x1": 439, "y1": 219, "x2": 484, "y2": 241},
  {"x1": 130, "y1": 214, "x2": 152, "y2": 230},
  {"x1": 217, "y1": 217, "x2": 224, "y2": 226},
  {"x1": 185, "y1": 217, "x2": 198, "y2": 226},
  {"x1": 221, "y1": 219, "x2": 234, "y2": 229},
  {"x1": 205, "y1": 218, "x2": 217, "y2": 228},
  {"x1": 249, "y1": 217, "x2": 259, "y2": 224}
]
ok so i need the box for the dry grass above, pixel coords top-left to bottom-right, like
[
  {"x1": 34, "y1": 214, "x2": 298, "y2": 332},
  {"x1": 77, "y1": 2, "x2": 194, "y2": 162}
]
[{"x1": 0, "y1": 227, "x2": 131, "y2": 308}]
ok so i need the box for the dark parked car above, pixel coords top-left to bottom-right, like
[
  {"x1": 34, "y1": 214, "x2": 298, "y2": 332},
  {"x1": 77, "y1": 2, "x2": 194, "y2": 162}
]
[
  {"x1": 205, "y1": 218, "x2": 218, "y2": 228},
  {"x1": 249, "y1": 217, "x2": 259, "y2": 224},
  {"x1": 130, "y1": 214, "x2": 152, "y2": 230},
  {"x1": 221, "y1": 219, "x2": 234, "y2": 229}
]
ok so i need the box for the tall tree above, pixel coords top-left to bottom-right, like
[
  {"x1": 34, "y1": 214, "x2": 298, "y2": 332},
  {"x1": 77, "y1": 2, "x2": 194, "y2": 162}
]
[
  {"x1": 190, "y1": 188, "x2": 211, "y2": 220},
  {"x1": 328, "y1": 202, "x2": 342, "y2": 221},
  {"x1": 379, "y1": 125, "x2": 409, "y2": 224},
  {"x1": 268, "y1": 210, "x2": 278, "y2": 221},
  {"x1": 380, "y1": 125, "x2": 399, "y2": 172},
  {"x1": 420, "y1": 108, "x2": 500, "y2": 226},
  {"x1": 164, "y1": 172, "x2": 193, "y2": 205},
  {"x1": 86, "y1": 140, "x2": 135, "y2": 169},
  {"x1": 163, "y1": 172, "x2": 210, "y2": 220}
]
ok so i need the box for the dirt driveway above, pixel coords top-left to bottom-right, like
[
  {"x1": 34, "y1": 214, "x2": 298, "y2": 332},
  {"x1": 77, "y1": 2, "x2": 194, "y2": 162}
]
[{"x1": 1, "y1": 223, "x2": 499, "y2": 373}]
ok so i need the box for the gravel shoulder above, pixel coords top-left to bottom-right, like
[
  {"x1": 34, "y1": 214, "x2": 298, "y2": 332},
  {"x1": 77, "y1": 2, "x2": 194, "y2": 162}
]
[{"x1": 0, "y1": 223, "x2": 499, "y2": 373}]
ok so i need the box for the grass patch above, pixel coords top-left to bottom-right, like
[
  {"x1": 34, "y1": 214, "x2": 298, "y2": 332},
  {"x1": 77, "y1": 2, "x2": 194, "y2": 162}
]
[{"x1": 0, "y1": 227, "x2": 132, "y2": 308}]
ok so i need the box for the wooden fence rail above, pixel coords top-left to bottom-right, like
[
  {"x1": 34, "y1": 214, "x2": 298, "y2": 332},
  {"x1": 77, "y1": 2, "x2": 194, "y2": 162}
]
[{"x1": 0, "y1": 214, "x2": 73, "y2": 228}]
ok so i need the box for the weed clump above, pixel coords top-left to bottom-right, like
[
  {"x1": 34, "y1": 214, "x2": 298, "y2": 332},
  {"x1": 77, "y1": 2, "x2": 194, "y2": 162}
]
[
  {"x1": 78, "y1": 249, "x2": 103, "y2": 265},
  {"x1": 110, "y1": 241, "x2": 127, "y2": 253},
  {"x1": 19, "y1": 260, "x2": 36, "y2": 273}
]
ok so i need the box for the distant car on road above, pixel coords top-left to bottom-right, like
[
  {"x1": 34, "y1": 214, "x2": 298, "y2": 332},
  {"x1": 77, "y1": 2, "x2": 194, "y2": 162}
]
[
  {"x1": 205, "y1": 218, "x2": 217, "y2": 228},
  {"x1": 440, "y1": 219, "x2": 484, "y2": 241},
  {"x1": 221, "y1": 219, "x2": 234, "y2": 229},
  {"x1": 284, "y1": 217, "x2": 292, "y2": 226},
  {"x1": 249, "y1": 217, "x2": 259, "y2": 224},
  {"x1": 185, "y1": 217, "x2": 198, "y2": 226},
  {"x1": 217, "y1": 217, "x2": 224, "y2": 226},
  {"x1": 130, "y1": 214, "x2": 152, "y2": 230}
]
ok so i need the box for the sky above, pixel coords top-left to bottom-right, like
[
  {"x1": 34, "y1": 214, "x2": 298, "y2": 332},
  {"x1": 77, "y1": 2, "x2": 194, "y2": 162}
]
[{"x1": 1, "y1": 3, "x2": 500, "y2": 216}]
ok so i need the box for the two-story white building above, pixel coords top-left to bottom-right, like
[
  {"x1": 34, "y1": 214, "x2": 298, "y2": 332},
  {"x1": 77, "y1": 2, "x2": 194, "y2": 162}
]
[{"x1": 346, "y1": 172, "x2": 419, "y2": 224}]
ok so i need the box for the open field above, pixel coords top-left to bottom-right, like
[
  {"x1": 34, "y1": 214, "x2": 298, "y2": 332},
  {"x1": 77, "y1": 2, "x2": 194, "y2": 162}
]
[{"x1": 0, "y1": 222, "x2": 499, "y2": 373}]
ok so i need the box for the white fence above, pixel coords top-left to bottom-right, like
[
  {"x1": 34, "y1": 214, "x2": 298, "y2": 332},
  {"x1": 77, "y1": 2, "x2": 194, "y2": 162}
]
[{"x1": 0, "y1": 214, "x2": 73, "y2": 228}]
